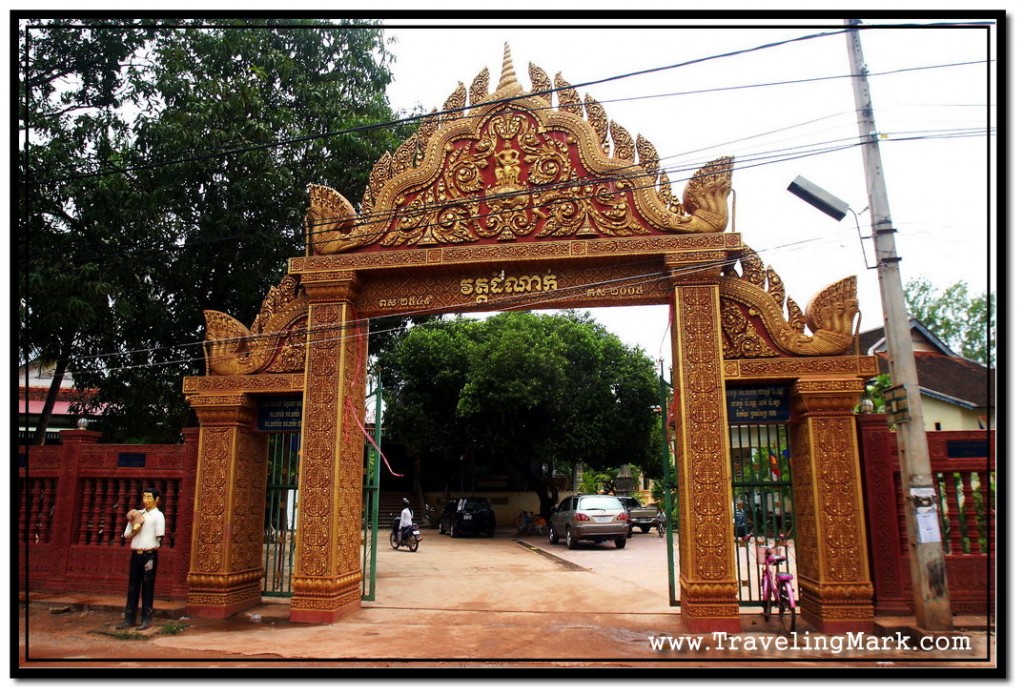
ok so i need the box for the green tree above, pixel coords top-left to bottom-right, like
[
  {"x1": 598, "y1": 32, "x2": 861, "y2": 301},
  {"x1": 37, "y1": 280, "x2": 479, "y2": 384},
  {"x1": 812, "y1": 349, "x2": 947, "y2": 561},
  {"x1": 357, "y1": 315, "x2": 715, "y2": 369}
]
[
  {"x1": 857, "y1": 372, "x2": 892, "y2": 415},
  {"x1": 20, "y1": 19, "x2": 410, "y2": 442},
  {"x1": 376, "y1": 317, "x2": 481, "y2": 471},
  {"x1": 904, "y1": 278, "x2": 995, "y2": 365},
  {"x1": 19, "y1": 19, "x2": 157, "y2": 443},
  {"x1": 579, "y1": 466, "x2": 618, "y2": 494},
  {"x1": 378, "y1": 311, "x2": 661, "y2": 518}
]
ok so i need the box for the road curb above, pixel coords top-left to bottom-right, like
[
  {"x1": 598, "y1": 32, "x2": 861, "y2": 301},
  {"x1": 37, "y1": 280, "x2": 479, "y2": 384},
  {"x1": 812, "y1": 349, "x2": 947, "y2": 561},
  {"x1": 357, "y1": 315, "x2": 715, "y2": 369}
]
[{"x1": 514, "y1": 539, "x2": 591, "y2": 572}]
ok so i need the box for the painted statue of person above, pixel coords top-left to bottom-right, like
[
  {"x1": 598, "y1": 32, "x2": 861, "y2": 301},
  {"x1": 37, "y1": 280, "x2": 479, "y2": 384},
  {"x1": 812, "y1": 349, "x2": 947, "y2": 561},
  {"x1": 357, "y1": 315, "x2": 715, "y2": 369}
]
[{"x1": 116, "y1": 488, "x2": 165, "y2": 631}]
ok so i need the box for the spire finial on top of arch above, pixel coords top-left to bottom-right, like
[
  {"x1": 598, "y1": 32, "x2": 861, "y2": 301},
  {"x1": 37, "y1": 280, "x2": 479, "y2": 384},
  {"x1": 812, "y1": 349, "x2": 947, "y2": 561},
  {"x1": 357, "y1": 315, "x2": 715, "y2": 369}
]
[{"x1": 497, "y1": 42, "x2": 519, "y2": 91}]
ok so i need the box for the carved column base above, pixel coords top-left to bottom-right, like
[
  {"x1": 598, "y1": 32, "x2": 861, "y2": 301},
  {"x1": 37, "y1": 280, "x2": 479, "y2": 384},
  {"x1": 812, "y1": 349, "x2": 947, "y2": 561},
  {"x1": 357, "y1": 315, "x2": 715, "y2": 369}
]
[
  {"x1": 289, "y1": 572, "x2": 362, "y2": 624},
  {"x1": 186, "y1": 570, "x2": 262, "y2": 619},
  {"x1": 797, "y1": 579, "x2": 876, "y2": 633},
  {"x1": 680, "y1": 581, "x2": 742, "y2": 633}
]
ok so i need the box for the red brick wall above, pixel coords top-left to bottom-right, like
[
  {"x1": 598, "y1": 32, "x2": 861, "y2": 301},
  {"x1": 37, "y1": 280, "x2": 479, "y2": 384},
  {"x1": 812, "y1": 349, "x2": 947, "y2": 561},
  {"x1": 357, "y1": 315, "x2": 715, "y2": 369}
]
[
  {"x1": 18, "y1": 429, "x2": 199, "y2": 600},
  {"x1": 858, "y1": 415, "x2": 996, "y2": 615}
]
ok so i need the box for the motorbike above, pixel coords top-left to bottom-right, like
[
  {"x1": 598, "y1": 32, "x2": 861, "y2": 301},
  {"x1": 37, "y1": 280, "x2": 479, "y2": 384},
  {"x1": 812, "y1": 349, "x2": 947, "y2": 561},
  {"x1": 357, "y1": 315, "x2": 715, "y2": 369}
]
[{"x1": 390, "y1": 516, "x2": 421, "y2": 552}]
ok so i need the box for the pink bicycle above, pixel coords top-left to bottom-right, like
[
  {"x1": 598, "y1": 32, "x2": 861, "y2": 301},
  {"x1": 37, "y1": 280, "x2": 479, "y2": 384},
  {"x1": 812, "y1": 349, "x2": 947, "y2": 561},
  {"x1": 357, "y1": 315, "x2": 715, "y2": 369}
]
[{"x1": 755, "y1": 535, "x2": 797, "y2": 632}]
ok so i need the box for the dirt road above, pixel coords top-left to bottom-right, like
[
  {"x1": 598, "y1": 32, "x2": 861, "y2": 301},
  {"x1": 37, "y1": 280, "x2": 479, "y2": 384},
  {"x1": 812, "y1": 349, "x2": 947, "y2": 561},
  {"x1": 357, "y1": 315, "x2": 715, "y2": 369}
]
[{"x1": 17, "y1": 530, "x2": 997, "y2": 673}]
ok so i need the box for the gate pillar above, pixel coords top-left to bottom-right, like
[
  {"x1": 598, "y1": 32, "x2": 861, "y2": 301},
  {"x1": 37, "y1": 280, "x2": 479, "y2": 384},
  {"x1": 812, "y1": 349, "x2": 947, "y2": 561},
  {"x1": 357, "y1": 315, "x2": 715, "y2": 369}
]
[
  {"x1": 186, "y1": 394, "x2": 268, "y2": 618},
  {"x1": 790, "y1": 378, "x2": 875, "y2": 633},
  {"x1": 289, "y1": 273, "x2": 368, "y2": 623},
  {"x1": 670, "y1": 278, "x2": 741, "y2": 633}
]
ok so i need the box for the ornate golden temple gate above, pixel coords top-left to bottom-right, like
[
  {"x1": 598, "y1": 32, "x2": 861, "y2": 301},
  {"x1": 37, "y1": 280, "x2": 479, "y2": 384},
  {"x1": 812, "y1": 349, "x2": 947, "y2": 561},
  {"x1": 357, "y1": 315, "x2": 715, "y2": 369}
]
[{"x1": 182, "y1": 47, "x2": 878, "y2": 633}]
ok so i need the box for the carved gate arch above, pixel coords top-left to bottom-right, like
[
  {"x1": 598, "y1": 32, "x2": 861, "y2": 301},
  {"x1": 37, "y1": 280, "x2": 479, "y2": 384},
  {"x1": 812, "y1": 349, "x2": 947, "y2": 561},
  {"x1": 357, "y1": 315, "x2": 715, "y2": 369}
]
[{"x1": 183, "y1": 46, "x2": 878, "y2": 633}]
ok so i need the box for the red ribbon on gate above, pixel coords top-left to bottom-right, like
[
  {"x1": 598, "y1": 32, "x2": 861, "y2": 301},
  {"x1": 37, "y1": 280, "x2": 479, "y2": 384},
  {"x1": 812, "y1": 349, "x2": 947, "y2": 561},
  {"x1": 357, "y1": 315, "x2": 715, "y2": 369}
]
[{"x1": 347, "y1": 400, "x2": 403, "y2": 478}]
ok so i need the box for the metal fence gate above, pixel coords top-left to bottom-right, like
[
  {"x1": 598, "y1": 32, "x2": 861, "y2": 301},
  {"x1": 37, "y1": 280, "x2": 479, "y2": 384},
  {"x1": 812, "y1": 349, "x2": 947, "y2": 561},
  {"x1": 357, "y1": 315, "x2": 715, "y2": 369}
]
[
  {"x1": 263, "y1": 431, "x2": 300, "y2": 597},
  {"x1": 361, "y1": 375, "x2": 383, "y2": 601},
  {"x1": 729, "y1": 422, "x2": 797, "y2": 606}
]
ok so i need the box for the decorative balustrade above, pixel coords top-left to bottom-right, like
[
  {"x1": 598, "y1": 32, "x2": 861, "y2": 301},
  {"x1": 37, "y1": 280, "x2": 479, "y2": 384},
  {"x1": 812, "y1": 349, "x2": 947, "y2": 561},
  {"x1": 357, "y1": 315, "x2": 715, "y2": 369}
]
[
  {"x1": 859, "y1": 415, "x2": 996, "y2": 615},
  {"x1": 17, "y1": 429, "x2": 198, "y2": 599}
]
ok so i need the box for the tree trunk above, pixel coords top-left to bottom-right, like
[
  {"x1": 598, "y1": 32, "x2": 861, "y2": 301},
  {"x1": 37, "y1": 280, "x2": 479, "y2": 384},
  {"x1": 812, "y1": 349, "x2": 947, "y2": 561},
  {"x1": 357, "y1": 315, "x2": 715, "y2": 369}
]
[
  {"x1": 32, "y1": 356, "x2": 70, "y2": 445},
  {"x1": 527, "y1": 473, "x2": 559, "y2": 521}
]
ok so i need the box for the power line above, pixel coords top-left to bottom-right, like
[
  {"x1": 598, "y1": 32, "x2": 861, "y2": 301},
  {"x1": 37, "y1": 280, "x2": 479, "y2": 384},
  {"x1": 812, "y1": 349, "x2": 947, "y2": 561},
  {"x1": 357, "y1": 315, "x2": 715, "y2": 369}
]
[
  {"x1": 25, "y1": 52, "x2": 989, "y2": 188},
  {"x1": 21, "y1": 38, "x2": 990, "y2": 242},
  {"x1": 20, "y1": 25, "x2": 874, "y2": 186},
  {"x1": 64, "y1": 235, "x2": 844, "y2": 373},
  {"x1": 21, "y1": 123, "x2": 991, "y2": 279},
  {"x1": 20, "y1": 26, "x2": 995, "y2": 356},
  {"x1": 594, "y1": 59, "x2": 988, "y2": 109}
]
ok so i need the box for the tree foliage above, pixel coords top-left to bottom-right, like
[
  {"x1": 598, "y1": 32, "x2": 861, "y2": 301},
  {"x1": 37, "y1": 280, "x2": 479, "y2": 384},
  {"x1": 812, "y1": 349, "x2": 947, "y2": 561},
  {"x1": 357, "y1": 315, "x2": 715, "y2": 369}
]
[
  {"x1": 20, "y1": 19, "x2": 411, "y2": 441},
  {"x1": 19, "y1": 19, "x2": 156, "y2": 442},
  {"x1": 904, "y1": 278, "x2": 995, "y2": 365},
  {"x1": 378, "y1": 311, "x2": 661, "y2": 518},
  {"x1": 856, "y1": 372, "x2": 892, "y2": 415}
]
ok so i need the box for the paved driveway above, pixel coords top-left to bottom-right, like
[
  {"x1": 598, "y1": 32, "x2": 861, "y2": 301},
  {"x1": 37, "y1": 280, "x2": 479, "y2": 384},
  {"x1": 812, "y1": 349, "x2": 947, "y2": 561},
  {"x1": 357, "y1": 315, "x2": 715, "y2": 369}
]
[{"x1": 371, "y1": 528, "x2": 679, "y2": 615}]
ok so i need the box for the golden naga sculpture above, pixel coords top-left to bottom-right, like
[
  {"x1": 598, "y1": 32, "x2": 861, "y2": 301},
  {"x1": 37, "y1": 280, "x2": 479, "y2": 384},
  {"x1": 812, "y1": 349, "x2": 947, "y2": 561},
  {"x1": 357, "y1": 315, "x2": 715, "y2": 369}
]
[
  {"x1": 203, "y1": 276, "x2": 309, "y2": 375},
  {"x1": 720, "y1": 246, "x2": 860, "y2": 358},
  {"x1": 306, "y1": 183, "x2": 358, "y2": 256},
  {"x1": 306, "y1": 44, "x2": 734, "y2": 255}
]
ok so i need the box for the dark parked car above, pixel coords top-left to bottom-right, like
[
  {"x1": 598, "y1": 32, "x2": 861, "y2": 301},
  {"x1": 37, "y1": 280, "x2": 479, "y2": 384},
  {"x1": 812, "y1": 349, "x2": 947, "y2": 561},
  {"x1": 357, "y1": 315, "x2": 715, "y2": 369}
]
[
  {"x1": 548, "y1": 494, "x2": 630, "y2": 549},
  {"x1": 617, "y1": 496, "x2": 665, "y2": 534},
  {"x1": 438, "y1": 497, "x2": 497, "y2": 538}
]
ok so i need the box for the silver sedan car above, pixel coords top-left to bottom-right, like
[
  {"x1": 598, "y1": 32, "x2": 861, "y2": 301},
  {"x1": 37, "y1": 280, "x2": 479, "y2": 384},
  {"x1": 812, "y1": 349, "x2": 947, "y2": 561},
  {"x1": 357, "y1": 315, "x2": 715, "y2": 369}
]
[{"x1": 548, "y1": 494, "x2": 630, "y2": 549}]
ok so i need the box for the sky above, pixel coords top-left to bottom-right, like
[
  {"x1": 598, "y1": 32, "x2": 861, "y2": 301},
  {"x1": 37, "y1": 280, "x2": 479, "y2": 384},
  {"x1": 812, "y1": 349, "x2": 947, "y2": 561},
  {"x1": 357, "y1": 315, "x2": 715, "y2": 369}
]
[{"x1": 380, "y1": 16, "x2": 997, "y2": 365}]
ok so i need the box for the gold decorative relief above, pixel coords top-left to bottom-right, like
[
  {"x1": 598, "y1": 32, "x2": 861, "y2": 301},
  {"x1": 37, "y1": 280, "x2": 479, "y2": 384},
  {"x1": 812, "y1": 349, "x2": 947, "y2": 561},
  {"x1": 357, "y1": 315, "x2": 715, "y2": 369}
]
[
  {"x1": 192, "y1": 426, "x2": 231, "y2": 573},
  {"x1": 306, "y1": 44, "x2": 734, "y2": 255},
  {"x1": 788, "y1": 380, "x2": 876, "y2": 629},
  {"x1": 203, "y1": 275, "x2": 308, "y2": 376},
  {"x1": 297, "y1": 302, "x2": 344, "y2": 578},
  {"x1": 307, "y1": 183, "x2": 360, "y2": 255},
  {"x1": 469, "y1": 68, "x2": 490, "y2": 106},
  {"x1": 675, "y1": 285, "x2": 732, "y2": 582},
  {"x1": 584, "y1": 95, "x2": 608, "y2": 151},
  {"x1": 527, "y1": 62, "x2": 551, "y2": 105},
  {"x1": 635, "y1": 134, "x2": 660, "y2": 181},
  {"x1": 720, "y1": 246, "x2": 860, "y2": 358},
  {"x1": 554, "y1": 71, "x2": 583, "y2": 118},
  {"x1": 442, "y1": 81, "x2": 467, "y2": 121},
  {"x1": 609, "y1": 120, "x2": 635, "y2": 162},
  {"x1": 720, "y1": 299, "x2": 777, "y2": 358}
]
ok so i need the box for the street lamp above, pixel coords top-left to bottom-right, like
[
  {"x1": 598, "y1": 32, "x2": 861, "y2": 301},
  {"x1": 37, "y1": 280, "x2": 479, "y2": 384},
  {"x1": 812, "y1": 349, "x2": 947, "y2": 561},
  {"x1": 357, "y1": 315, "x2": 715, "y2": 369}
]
[
  {"x1": 789, "y1": 175, "x2": 875, "y2": 272},
  {"x1": 787, "y1": 175, "x2": 849, "y2": 222}
]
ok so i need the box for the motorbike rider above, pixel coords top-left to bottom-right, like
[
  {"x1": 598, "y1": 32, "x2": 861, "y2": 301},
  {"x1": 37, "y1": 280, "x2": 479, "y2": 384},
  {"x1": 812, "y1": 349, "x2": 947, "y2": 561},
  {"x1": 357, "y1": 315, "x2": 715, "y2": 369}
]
[{"x1": 399, "y1": 498, "x2": 414, "y2": 542}]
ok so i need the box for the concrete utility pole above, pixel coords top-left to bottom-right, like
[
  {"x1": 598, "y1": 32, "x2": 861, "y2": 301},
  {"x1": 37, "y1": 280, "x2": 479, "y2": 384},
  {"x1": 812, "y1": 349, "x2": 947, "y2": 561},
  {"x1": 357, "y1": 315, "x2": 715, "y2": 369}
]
[{"x1": 845, "y1": 19, "x2": 953, "y2": 629}]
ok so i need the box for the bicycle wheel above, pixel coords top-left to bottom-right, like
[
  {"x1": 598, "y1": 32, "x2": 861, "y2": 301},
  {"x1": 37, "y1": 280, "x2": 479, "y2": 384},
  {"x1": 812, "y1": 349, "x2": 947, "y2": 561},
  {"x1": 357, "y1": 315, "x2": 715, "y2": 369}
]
[
  {"x1": 531, "y1": 515, "x2": 547, "y2": 536},
  {"x1": 780, "y1": 585, "x2": 797, "y2": 632},
  {"x1": 761, "y1": 579, "x2": 772, "y2": 621}
]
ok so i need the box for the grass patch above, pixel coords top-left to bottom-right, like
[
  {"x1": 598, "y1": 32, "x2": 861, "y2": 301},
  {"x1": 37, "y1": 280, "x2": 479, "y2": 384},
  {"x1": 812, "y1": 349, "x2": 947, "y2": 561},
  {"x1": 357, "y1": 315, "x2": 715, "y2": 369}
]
[
  {"x1": 110, "y1": 630, "x2": 149, "y2": 640},
  {"x1": 158, "y1": 622, "x2": 189, "y2": 635}
]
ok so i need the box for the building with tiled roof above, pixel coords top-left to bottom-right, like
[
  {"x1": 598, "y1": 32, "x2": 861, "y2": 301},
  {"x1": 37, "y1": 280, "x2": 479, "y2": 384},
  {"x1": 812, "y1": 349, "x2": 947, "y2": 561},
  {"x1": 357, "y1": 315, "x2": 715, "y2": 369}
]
[
  {"x1": 858, "y1": 319, "x2": 994, "y2": 431},
  {"x1": 17, "y1": 359, "x2": 100, "y2": 444}
]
